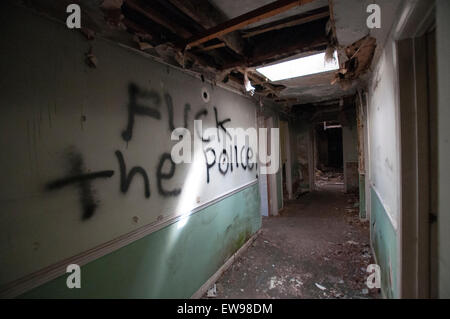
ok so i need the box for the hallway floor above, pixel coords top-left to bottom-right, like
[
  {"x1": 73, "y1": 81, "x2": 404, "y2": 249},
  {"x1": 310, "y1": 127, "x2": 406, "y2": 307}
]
[{"x1": 206, "y1": 186, "x2": 380, "y2": 299}]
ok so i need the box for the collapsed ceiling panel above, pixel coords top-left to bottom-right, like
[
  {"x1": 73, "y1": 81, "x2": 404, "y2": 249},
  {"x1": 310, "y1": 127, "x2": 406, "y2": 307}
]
[
  {"x1": 14, "y1": 0, "x2": 402, "y2": 116},
  {"x1": 286, "y1": 0, "x2": 403, "y2": 111},
  {"x1": 15, "y1": 0, "x2": 334, "y2": 105}
]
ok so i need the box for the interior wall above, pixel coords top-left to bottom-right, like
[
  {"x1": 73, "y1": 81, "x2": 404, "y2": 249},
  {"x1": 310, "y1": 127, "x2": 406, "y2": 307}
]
[
  {"x1": 367, "y1": 38, "x2": 401, "y2": 298},
  {"x1": 342, "y1": 117, "x2": 358, "y2": 193},
  {"x1": 290, "y1": 119, "x2": 313, "y2": 195},
  {"x1": 273, "y1": 116, "x2": 284, "y2": 211},
  {"x1": 20, "y1": 184, "x2": 261, "y2": 298},
  {"x1": 0, "y1": 3, "x2": 261, "y2": 298},
  {"x1": 255, "y1": 103, "x2": 284, "y2": 216},
  {"x1": 257, "y1": 116, "x2": 269, "y2": 217},
  {"x1": 436, "y1": 0, "x2": 450, "y2": 298},
  {"x1": 280, "y1": 120, "x2": 293, "y2": 200},
  {"x1": 363, "y1": 92, "x2": 372, "y2": 221},
  {"x1": 368, "y1": 41, "x2": 400, "y2": 228},
  {"x1": 357, "y1": 94, "x2": 368, "y2": 219}
]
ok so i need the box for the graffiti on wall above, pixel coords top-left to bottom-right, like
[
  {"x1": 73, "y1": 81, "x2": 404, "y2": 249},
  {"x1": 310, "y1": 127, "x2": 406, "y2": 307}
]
[{"x1": 45, "y1": 83, "x2": 256, "y2": 220}]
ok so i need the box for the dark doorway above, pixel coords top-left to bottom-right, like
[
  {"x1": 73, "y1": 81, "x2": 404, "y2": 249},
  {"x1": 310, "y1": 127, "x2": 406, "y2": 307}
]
[
  {"x1": 315, "y1": 122, "x2": 344, "y2": 189},
  {"x1": 327, "y1": 127, "x2": 344, "y2": 169}
]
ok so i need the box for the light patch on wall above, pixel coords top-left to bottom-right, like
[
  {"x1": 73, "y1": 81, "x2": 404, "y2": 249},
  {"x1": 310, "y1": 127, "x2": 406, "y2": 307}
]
[
  {"x1": 175, "y1": 148, "x2": 205, "y2": 229},
  {"x1": 256, "y1": 51, "x2": 339, "y2": 82}
]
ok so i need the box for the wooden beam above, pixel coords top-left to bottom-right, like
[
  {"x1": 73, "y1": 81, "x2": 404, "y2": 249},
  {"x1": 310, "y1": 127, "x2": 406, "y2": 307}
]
[
  {"x1": 186, "y1": 0, "x2": 316, "y2": 49},
  {"x1": 125, "y1": 0, "x2": 192, "y2": 39},
  {"x1": 222, "y1": 18, "x2": 328, "y2": 69},
  {"x1": 242, "y1": 11, "x2": 329, "y2": 38},
  {"x1": 195, "y1": 42, "x2": 227, "y2": 52},
  {"x1": 168, "y1": 0, "x2": 246, "y2": 56},
  {"x1": 233, "y1": 68, "x2": 287, "y2": 98},
  {"x1": 123, "y1": 18, "x2": 153, "y2": 40},
  {"x1": 168, "y1": 0, "x2": 224, "y2": 29}
]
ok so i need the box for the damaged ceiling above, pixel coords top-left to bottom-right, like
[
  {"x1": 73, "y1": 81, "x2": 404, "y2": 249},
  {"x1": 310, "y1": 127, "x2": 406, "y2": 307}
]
[{"x1": 16, "y1": 0, "x2": 402, "y2": 117}]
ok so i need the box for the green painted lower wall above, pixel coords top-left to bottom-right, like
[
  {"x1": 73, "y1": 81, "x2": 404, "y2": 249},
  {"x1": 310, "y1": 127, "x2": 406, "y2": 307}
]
[
  {"x1": 370, "y1": 187, "x2": 398, "y2": 298},
  {"x1": 19, "y1": 184, "x2": 261, "y2": 299},
  {"x1": 359, "y1": 175, "x2": 366, "y2": 219}
]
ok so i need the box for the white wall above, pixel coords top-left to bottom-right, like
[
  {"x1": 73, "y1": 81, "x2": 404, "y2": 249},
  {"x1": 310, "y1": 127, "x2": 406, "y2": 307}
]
[
  {"x1": 367, "y1": 39, "x2": 401, "y2": 228},
  {"x1": 0, "y1": 4, "x2": 259, "y2": 287}
]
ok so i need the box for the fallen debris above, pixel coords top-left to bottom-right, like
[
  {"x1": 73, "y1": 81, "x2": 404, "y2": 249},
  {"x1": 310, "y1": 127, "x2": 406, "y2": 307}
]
[
  {"x1": 100, "y1": 0, "x2": 126, "y2": 29},
  {"x1": 315, "y1": 168, "x2": 344, "y2": 188},
  {"x1": 332, "y1": 36, "x2": 377, "y2": 90},
  {"x1": 206, "y1": 284, "x2": 217, "y2": 298},
  {"x1": 315, "y1": 283, "x2": 327, "y2": 291},
  {"x1": 203, "y1": 190, "x2": 378, "y2": 299},
  {"x1": 132, "y1": 34, "x2": 153, "y2": 51}
]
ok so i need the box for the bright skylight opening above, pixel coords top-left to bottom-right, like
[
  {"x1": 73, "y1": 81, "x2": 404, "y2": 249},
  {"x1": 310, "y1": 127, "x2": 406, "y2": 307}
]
[{"x1": 256, "y1": 51, "x2": 339, "y2": 82}]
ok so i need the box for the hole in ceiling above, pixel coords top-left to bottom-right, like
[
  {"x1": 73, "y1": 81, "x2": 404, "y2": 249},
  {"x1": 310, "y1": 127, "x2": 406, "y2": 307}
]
[{"x1": 256, "y1": 51, "x2": 339, "y2": 82}]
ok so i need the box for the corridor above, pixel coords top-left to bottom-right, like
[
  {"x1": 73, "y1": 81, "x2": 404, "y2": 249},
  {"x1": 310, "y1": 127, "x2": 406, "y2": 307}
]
[
  {"x1": 208, "y1": 186, "x2": 378, "y2": 299},
  {"x1": 1, "y1": 0, "x2": 449, "y2": 301}
]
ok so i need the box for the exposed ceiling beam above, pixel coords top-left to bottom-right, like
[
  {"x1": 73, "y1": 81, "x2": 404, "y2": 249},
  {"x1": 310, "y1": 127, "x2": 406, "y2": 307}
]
[
  {"x1": 186, "y1": 0, "x2": 316, "y2": 49},
  {"x1": 122, "y1": 16, "x2": 222, "y2": 69},
  {"x1": 123, "y1": 1, "x2": 237, "y2": 69},
  {"x1": 125, "y1": 0, "x2": 192, "y2": 39},
  {"x1": 242, "y1": 10, "x2": 329, "y2": 38},
  {"x1": 194, "y1": 42, "x2": 227, "y2": 52},
  {"x1": 123, "y1": 18, "x2": 153, "y2": 40},
  {"x1": 168, "y1": 0, "x2": 246, "y2": 56},
  {"x1": 221, "y1": 18, "x2": 328, "y2": 69},
  {"x1": 236, "y1": 68, "x2": 284, "y2": 97}
]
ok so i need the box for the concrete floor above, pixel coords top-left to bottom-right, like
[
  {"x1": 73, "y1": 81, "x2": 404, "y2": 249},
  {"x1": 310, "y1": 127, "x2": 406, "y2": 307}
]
[{"x1": 205, "y1": 185, "x2": 380, "y2": 299}]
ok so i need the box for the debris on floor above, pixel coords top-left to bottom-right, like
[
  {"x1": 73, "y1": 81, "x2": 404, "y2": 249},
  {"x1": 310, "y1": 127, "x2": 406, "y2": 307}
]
[
  {"x1": 315, "y1": 283, "x2": 327, "y2": 291},
  {"x1": 206, "y1": 284, "x2": 217, "y2": 298},
  {"x1": 315, "y1": 169, "x2": 344, "y2": 188},
  {"x1": 203, "y1": 185, "x2": 380, "y2": 299},
  {"x1": 294, "y1": 188, "x2": 310, "y2": 199}
]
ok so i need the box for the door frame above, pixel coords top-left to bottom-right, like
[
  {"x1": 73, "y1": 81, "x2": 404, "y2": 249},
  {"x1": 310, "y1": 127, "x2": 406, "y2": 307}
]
[
  {"x1": 280, "y1": 120, "x2": 293, "y2": 200},
  {"x1": 266, "y1": 116, "x2": 280, "y2": 216},
  {"x1": 257, "y1": 115, "x2": 270, "y2": 217},
  {"x1": 394, "y1": 0, "x2": 436, "y2": 298}
]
